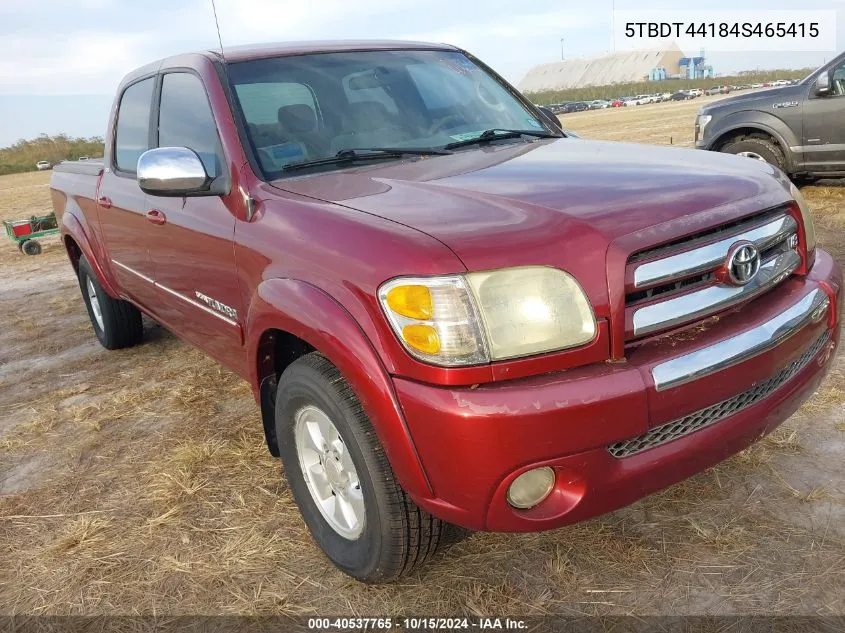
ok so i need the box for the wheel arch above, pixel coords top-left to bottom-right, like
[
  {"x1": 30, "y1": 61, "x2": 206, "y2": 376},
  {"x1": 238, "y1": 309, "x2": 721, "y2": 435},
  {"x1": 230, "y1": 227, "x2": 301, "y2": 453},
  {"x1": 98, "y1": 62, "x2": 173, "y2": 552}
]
[
  {"x1": 246, "y1": 277, "x2": 433, "y2": 499},
  {"x1": 706, "y1": 112, "x2": 799, "y2": 172},
  {"x1": 60, "y1": 212, "x2": 120, "y2": 298}
]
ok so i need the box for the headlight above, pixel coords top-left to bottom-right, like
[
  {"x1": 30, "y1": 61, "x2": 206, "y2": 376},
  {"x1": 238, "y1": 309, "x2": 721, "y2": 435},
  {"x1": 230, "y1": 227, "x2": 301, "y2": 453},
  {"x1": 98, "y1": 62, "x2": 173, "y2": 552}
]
[
  {"x1": 695, "y1": 113, "x2": 712, "y2": 136},
  {"x1": 790, "y1": 182, "x2": 817, "y2": 252},
  {"x1": 378, "y1": 266, "x2": 597, "y2": 366}
]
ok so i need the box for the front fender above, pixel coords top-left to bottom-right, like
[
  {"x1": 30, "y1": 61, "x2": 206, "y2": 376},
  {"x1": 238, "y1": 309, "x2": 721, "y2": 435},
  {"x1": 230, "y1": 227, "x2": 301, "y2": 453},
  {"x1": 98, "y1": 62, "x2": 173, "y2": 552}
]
[
  {"x1": 60, "y1": 207, "x2": 120, "y2": 298},
  {"x1": 705, "y1": 110, "x2": 799, "y2": 170},
  {"x1": 245, "y1": 277, "x2": 433, "y2": 499}
]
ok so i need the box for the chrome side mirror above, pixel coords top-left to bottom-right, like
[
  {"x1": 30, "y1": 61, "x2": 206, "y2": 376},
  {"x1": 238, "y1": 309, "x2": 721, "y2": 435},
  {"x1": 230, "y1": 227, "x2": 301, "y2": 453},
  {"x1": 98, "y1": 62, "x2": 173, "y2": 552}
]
[
  {"x1": 137, "y1": 147, "x2": 210, "y2": 196},
  {"x1": 815, "y1": 70, "x2": 831, "y2": 95}
]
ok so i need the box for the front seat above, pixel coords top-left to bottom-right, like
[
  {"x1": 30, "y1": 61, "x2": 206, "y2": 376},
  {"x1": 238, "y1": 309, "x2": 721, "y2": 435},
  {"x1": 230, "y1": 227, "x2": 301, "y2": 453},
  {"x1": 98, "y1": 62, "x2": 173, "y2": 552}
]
[
  {"x1": 331, "y1": 101, "x2": 405, "y2": 152},
  {"x1": 277, "y1": 104, "x2": 326, "y2": 158}
]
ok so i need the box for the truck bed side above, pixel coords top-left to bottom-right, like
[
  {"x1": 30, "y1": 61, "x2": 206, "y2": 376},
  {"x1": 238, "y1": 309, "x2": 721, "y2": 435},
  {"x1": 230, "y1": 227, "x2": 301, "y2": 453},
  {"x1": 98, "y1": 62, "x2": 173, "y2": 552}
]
[{"x1": 50, "y1": 160, "x2": 117, "y2": 296}]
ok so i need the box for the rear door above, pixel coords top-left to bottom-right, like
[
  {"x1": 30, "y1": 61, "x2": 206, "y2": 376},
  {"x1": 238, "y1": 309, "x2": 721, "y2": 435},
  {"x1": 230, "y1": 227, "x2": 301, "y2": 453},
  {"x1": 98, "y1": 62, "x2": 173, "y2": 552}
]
[
  {"x1": 144, "y1": 70, "x2": 244, "y2": 367},
  {"x1": 802, "y1": 59, "x2": 845, "y2": 171},
  {"x1": 97, "y1": 77, "x2": 160, "y2": 309}
]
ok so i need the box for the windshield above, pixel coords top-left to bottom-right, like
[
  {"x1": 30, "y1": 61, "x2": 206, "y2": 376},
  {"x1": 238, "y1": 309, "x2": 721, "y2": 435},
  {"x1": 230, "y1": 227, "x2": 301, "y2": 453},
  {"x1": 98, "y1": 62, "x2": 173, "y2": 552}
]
[{"x1": 227, "y1": 49, "x2": 553, "y2": 178}]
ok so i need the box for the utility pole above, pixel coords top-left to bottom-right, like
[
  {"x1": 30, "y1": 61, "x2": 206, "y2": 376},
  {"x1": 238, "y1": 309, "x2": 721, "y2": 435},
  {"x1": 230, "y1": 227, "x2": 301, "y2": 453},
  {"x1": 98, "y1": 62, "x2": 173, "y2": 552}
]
[
  {"x1": 611, "y1": 0, "x2": 616, "y2": 52},
  {"x1": 561, "y1": 38, "x2": 565, "y2": 60}
]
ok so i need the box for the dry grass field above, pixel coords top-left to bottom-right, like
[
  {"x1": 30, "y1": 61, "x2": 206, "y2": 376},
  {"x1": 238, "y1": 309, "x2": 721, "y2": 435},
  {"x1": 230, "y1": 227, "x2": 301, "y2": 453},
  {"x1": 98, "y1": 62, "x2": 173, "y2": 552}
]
[{"x1": 1, "y1": 96, "x2": 845, "y2": 619}]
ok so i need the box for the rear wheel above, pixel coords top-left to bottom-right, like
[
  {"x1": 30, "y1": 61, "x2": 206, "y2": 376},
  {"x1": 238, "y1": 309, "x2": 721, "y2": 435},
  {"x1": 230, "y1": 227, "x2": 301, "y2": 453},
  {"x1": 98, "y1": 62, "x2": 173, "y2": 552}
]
[
  {"x1": 275, "y1": 352, "x2": 467, "y2": 583},
  {"x1": 77, "y1": 256, "x2": 143, "y2": 349},
  {"x1": 720, "y1": 136, "x2": 786, "y2": 172}
]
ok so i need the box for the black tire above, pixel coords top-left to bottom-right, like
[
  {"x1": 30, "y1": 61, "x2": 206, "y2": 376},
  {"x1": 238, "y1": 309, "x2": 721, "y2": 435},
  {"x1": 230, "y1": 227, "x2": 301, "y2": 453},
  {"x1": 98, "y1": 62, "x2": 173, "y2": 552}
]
[
  {"x1": 77, "y1": 256, "x2": 143, "y2": 350},
  {"x1": 21, "y1": 240, "x2": 41, "y2": 256},
  {"x1": 720, "y1": 136, "x2": 786, "y2": 172},
  {"x1": 275, "y1": 352, "x2": 467, "y2": 583}
]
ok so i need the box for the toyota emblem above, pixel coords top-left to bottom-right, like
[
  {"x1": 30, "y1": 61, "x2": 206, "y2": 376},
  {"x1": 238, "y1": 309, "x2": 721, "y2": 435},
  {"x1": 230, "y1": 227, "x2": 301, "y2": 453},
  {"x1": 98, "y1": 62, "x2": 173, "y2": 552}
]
[{"x1": 726, "y1": 242, "x2": 761, "y2": 285}]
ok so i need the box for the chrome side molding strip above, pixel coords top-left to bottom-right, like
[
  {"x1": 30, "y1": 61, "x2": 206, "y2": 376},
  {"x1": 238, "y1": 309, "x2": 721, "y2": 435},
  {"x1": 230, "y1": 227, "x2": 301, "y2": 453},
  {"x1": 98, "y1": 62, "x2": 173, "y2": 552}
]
[
  {"x1": 632, "y1": 249, "x2": 800, "y2": 336},
  {"x1": 651, "y1": 288, "x2": 829, "y2": 392},
  {"x1": 633, "y1": 214, "x2": 797, "y2": 288},
  {"x1": 110, "y1": 258, "x2": 239, "y2": 327},
  {"x1": 111, "y1": 258, "x2": 154, "y2": 285}
]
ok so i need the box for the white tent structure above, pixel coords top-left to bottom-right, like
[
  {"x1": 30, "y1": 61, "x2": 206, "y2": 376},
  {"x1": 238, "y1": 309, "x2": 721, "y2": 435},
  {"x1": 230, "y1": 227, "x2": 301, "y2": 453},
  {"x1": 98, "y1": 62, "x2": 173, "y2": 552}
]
[{"x1": 518, "y1": 43, "x2": 686, "y2": 93}]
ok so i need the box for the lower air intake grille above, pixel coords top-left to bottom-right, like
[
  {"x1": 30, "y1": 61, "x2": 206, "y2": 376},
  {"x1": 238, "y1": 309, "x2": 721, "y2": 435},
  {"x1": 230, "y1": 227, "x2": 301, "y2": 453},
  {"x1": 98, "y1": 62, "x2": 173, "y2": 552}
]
[{"x1": 607, "y1": 331, "x2": 830, "y2": 458}]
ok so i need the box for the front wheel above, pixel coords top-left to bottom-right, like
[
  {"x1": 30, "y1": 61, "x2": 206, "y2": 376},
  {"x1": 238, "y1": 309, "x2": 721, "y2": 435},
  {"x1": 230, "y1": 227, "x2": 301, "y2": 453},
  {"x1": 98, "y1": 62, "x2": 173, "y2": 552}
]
[
  {"x1": 275, "y1": 352, "x2": 467, "y2": 583},
  {"x1": 720, "y1": 136, "x2": 786, "y2": 172},
  {"x1": 21, "y1": 240, "x2": 41, "y2": 256}
]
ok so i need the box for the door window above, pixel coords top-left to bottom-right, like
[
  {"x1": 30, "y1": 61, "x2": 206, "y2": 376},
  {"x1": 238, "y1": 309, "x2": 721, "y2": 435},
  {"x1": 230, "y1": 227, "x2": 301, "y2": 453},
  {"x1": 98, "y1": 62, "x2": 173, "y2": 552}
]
[
  {"x1": 158, "y1": 72, "x2": 223, "y2": 177},
  {"x1": 113, "y1": 78, "x2": 154, "y2": 173}
]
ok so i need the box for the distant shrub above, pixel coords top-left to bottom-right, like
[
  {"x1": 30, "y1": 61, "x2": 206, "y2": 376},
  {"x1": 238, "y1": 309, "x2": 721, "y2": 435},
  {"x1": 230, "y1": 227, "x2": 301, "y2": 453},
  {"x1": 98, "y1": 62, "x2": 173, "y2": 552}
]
[{"x1": 0, "y1": 134, "x2": 105, "y2": 175}]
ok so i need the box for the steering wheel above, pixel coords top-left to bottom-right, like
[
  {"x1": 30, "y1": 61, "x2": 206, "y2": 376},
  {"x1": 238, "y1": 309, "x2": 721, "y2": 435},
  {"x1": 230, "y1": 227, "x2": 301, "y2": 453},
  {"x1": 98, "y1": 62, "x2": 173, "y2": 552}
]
[{"x1": 427, "y1": 114, "x2": 465, "y2": 136}]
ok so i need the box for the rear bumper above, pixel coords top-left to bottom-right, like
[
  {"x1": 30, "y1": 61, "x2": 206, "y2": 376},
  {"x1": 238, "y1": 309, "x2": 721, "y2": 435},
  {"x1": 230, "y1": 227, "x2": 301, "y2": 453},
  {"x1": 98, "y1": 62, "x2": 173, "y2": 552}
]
[{"x1": 396, "y1": 249, "x2": 842, "y2": 531}]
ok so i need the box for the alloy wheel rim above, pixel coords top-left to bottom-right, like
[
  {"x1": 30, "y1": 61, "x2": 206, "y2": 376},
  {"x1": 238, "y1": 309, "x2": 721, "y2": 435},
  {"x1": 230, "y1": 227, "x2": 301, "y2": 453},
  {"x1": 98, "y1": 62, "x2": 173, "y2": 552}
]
[
  {"x1": 294, "y1": 405, "x2": 365, "y2": 539},
  {"x1": 86, "y1": 278, "x2": 105, "y2": 330}
]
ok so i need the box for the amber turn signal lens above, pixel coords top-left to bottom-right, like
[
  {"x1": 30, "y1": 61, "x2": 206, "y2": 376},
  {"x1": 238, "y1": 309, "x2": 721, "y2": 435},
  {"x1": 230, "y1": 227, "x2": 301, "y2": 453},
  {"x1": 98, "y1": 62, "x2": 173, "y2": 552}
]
[
  {"x1": 386, "y1": 285, "x2": 434, "y2": 320},
  {"x1": 402, "y1": 324, "x2": 440, "y2": 354}
]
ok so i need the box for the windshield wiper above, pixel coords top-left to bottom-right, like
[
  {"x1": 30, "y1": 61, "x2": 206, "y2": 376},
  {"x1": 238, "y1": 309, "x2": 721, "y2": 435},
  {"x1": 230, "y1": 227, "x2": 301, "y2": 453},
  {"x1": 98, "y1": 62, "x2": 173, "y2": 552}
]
[
  {"x1": 283, "y1": 147, "x2": 452, "y2": 172},
  {"x1": 443, "y1": 129, "x2": 558, "y2": 150}
]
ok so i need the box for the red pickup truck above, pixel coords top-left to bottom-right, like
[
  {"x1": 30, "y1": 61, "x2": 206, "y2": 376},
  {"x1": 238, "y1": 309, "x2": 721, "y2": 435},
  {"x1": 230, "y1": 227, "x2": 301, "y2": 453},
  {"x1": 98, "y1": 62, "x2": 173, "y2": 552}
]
[{"x1": 50, "y1": 40, "x2": 841, "y2": 583}]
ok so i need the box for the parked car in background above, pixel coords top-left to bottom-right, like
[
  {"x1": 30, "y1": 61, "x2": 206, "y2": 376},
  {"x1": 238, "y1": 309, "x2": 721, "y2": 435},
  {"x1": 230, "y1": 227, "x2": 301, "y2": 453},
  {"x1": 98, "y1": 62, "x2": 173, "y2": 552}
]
[
  {"x1": 588, "y1": 99, "x2": 610, "y2": 109},
  {"x1": 670, "y1": 91, "x2": 690, "y2": 101},
  {"x1": 610, "y1": 98, "x2": 626, "y2": 107},
  {"x1": 35, "y1": 160, "x2": 52, "y2": 170},
  {"x1": 49, "y1": 39, "x2": 838, "y2": 585},
  {"x1": 696, "y1": 49, "x2": 845, "y2": 179},
  {"x1": 687, "y1": 89, "x2": 703, "y2": 98},
  {"x1": 563, "y1": 101, "x2": 588, "y2": 113},
  {"x1": 660, "y1": 92, "x2": 672, "y2": 102}
]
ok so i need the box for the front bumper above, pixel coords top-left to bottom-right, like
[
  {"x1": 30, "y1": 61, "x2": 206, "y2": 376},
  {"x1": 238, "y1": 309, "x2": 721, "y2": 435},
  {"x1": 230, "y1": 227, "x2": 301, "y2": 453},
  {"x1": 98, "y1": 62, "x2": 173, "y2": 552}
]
[{"x1": 396, "y1": 249, "x2": 842, "y2": 532}]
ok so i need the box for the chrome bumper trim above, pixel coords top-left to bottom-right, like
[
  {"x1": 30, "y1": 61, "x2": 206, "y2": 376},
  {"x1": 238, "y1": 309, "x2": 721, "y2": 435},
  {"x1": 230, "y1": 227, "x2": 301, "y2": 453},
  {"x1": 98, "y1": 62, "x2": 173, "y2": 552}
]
[
  {"x1": 632, "y1": 249, "x2": 800, "y2": 336},
  {"x1": 651, "y1": 287, "x2": 829, "y2": 391},
  {"x1": 633, "y1": 214, "x2": 797, "y2": 288}
]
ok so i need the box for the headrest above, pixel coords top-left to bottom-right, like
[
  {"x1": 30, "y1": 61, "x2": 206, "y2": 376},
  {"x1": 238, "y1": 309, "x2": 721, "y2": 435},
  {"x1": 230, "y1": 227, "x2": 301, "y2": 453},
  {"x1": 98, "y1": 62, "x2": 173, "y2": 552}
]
[{"x1": 278, "y1": 104, "x2": 317, "y2": 134}]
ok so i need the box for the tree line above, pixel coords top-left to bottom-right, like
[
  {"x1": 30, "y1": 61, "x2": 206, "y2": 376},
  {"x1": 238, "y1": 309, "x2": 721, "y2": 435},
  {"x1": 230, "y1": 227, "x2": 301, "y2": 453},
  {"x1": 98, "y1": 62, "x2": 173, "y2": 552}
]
[
  {"x1": 525, "y1": 68, "x2": 814, "y2": 104},
  {"x1": 0, "y1": 134, "x2": 105, "y2": 176}
]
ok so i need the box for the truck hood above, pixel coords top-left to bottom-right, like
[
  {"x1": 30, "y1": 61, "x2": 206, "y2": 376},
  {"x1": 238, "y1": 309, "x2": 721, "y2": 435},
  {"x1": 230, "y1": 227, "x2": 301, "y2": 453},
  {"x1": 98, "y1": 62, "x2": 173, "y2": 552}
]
[
  {"x1": 270, "y1": 138, "x2": 791, "y2": 274},
  {"x1": 701, "y1": 85, "x2": 804, "y2": 112}
]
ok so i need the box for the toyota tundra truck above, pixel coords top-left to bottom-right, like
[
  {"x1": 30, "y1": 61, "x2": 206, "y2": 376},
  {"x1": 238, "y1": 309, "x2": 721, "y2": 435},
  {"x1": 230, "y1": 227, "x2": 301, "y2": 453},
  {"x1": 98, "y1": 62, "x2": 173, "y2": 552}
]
[{"x1": 50, "y1": 40, "x2": 841, "y2": 583}]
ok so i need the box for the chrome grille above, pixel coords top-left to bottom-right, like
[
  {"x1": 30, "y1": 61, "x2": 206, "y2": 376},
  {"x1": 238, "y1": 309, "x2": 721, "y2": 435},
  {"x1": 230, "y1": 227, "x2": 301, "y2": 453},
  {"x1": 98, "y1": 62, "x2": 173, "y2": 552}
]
[
  {"x1": 607, "y1": 330, "x2": 829, "y2": 458},
  {"x1": 625, "y1": 209, "x2": 799, "y2": 339}
]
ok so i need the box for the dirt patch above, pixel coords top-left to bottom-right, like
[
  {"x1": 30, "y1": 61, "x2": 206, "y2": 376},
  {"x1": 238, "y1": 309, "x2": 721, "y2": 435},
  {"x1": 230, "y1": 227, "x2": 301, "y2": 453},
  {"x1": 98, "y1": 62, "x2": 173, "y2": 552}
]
[{"x1": 1, "y1": 108, "x2": 844, "y2": 616}]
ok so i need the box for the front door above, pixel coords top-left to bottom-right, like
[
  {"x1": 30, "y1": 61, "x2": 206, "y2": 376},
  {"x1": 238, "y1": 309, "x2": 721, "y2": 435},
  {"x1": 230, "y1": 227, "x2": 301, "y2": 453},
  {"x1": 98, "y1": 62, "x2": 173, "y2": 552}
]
[
  {"x1": 802, "y1": 59, "x2": 845, "y2": 171},
  {"x1": 144, "y1": 71, "x2": 244, "y2": 369}
]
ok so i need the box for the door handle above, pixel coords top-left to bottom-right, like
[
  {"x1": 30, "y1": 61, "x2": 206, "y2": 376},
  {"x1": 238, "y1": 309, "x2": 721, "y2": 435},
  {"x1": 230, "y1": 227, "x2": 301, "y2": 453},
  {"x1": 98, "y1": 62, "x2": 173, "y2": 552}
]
[
  {"x1": 145, "y1": 209, "x2": 167, "y2": 225},
  {"x1": 98, "y1": 196, "x2": 112, "y2": 209}
]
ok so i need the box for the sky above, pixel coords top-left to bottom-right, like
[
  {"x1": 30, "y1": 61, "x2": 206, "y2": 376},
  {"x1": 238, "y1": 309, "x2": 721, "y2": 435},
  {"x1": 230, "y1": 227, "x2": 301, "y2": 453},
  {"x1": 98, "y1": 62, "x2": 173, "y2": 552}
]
[{"x1": 1, "y1": 0, "x2": 844, "y2": 147}]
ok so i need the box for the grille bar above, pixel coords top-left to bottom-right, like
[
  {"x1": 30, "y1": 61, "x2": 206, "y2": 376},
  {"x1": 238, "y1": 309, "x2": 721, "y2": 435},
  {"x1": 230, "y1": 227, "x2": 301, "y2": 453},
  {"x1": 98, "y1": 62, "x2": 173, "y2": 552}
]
[
  {"x1": 632, "y1": 214, "x2": 797, "y2": 289},
  {"x1": 607, "y1": 330, "x2": 830, "y2": 459}
]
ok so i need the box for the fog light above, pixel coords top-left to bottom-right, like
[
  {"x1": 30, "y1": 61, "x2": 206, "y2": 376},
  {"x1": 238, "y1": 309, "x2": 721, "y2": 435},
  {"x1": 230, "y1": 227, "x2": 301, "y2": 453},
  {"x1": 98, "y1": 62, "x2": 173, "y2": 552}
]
[{"x1": 507, "y1": 467, "x2": 555, "y2": 509}]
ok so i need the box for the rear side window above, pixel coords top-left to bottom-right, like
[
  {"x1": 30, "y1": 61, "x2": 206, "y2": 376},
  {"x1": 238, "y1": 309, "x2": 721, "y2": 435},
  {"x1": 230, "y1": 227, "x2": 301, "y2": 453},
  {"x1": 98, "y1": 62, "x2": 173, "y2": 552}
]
[
  {"x1": 114, "y1": 78, "x2": 154, "y2": 173},
  {"x1": 158, "y1": 72, "x2": 222, "y2": 177},
  {"x1": 235, "y1": 82, "x2": 317, "y2": 125},
  {"x1": 342, "y1": 71, "x2": 398, "y2": 113},
  {"x1": 406, "y1": 63, "x2": 472, "y2": 110}
]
